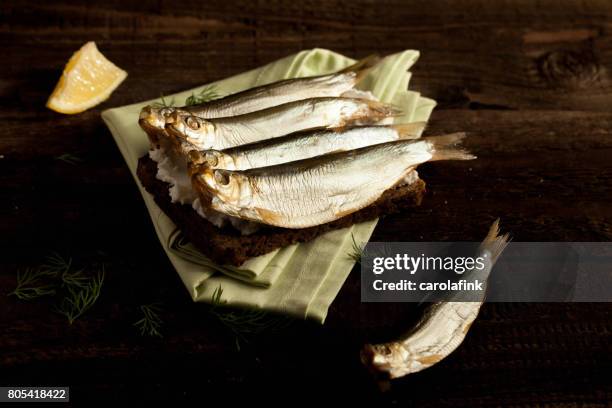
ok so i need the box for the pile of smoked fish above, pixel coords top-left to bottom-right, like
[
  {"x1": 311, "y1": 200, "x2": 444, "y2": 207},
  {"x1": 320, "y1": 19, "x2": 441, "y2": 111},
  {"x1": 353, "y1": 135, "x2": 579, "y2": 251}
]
[{"x1": 138, "y1": 55, "x2": 475, "y2": 230}]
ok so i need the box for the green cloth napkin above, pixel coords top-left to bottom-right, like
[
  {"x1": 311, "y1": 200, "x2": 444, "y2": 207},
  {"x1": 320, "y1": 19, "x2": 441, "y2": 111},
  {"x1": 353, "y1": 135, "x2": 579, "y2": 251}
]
[{"x1": 101, "y1": 48, "x2": 435, "y2": 322}]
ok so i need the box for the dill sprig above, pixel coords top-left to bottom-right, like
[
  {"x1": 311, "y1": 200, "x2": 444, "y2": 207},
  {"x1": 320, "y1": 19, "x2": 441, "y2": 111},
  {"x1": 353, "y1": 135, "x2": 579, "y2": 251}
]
[
  {"x1": 55, "y1": 153, "x2": 83, "y2": 166},
  {"x1": 151, "y1": 94, "x2": 175, "y2": 109},
  {"x1": 9, "y1": 252, "x2": 106, "y2": 325},
  {"x1": 8, "y1": 267, "x2": 57, "y2": 300},
  {"x1": 39, "y1": 252, "x2": 71, "y2": 275},
  {"x1": 56, "y1": 267, "x2": 105, "y2": 324},
  {"x1": 60, "y1": 267, "x2": 90, "y2": 288},
  {"x1": 8, "y1": 252, "x2": 75, "y2": 300},
  {"x1": 212, "y1": 285, "x2": 225, "y2": 306},
  {"x1": 36, "y1": 252, "x2": 90, "y2": 289},
  {"x1": 133, "y1": 303, "x2": 164, "y2": 338},
  {"x1": 209, "y1": 286, "x2": 293, "y2": 350},
  {"x1": 185, "y1": 85, "x2": 222, "y2": 106},
  {"x1": 347, "y1": 233, "x2": 365, "y2": 264}
]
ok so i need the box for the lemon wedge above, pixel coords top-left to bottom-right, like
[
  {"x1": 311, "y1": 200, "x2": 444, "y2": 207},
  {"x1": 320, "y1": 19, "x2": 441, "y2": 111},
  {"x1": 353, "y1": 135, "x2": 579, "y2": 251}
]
[{"x1": 46, "y1": 42, "x2": 127, "y2": 114}]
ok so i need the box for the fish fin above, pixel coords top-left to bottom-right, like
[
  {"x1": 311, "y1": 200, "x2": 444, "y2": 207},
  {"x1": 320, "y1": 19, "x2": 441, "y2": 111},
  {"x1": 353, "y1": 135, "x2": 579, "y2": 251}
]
[
  {"x1": 392, "y1": 122, "x2": 427, "y2": 139},
  {"x1": 333, "y1": 192, "x2": 379, "y2": 219},
  {"x1": 254, "y1": 207, "x2": 284, "y2": 225},
  {"x1": 363, "y1": 99, "x2": 404, "y2": 120},
  {"x1": 334, "y1": 207, "x2": 359, "y2": 219},
  {"x1": 339, "y1": 54, "x2": 381, "y2": 83},
  {"x1": 426, "y1": 132, "x2": 477, "y2": 161}
]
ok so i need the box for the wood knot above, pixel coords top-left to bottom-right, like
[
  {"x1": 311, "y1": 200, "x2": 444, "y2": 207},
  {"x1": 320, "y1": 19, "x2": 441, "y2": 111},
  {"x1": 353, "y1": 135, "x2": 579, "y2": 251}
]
[{"x1": 537, "y1": 49, "x2": 603, "y2": 89}]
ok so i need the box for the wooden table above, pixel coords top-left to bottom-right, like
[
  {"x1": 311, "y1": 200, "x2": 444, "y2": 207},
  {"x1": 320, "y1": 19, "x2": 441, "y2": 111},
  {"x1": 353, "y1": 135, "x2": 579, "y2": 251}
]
[{"x1": 1, "y1": 0, "x2": 611, "y2": 404}]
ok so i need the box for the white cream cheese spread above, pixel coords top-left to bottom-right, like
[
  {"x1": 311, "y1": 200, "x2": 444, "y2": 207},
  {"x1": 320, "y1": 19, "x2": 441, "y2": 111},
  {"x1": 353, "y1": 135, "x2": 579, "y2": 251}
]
[{"x1": 149, "y1": 147, "x2": 262, "y2": 235}]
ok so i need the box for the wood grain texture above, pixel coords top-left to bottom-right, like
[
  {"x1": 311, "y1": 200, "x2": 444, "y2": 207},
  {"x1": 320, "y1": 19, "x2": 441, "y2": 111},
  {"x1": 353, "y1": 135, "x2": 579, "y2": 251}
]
[{"x1": 1, "y1": 0, "x2": 611, "y2": 405}]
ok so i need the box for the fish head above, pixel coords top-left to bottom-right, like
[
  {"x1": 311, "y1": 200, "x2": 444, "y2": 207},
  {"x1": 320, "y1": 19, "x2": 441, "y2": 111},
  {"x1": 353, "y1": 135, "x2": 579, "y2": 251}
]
[
  {"x1": 139, "y1": 105, "x2": 175, "y2": 131},
  {"x1": 201, "y1": 149, "x2": 233, "y2": 170},
  {"x1": 139, "y1": 105, "x2": 177, "y2": 145},
  {"x1": 188, "y1": 149, "x2": 221, "y2": 166},
  {"x1": 185, "y1": 150, "x2": 205, "y2": 177},
  {"x1": 203, "y1": 150, "x2": 222, "y2": 168},
  {"x1": 361, "y1": 343, "x2": 423, "y2": 378},
  {"x1": 194, "y1": 167, "x2": 247, "y2": 204},
  {"x1": 166, "y1": 111, "x2": 215, "y2": 149},
  {"x1": 186, "y1": 149, "x2": 229, "y2": 174},
  {"x1": 188, "y1": 150, "x2": 206, "y2": 166},
  {"x1": 166, "y1": 112, "x2": 215, "y2": 149}
]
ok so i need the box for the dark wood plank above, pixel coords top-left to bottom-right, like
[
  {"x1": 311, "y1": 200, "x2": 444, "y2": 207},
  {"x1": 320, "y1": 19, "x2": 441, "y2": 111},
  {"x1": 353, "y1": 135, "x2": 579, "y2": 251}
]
[{"x1": 2, "y1": 0, "x2": 612, "y2": 110}]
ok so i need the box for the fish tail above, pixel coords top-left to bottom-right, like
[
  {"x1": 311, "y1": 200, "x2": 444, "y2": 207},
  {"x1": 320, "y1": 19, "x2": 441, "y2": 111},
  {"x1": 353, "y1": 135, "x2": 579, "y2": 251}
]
[
  {"x1": 480, "y1": 219, "x2": 511, "y2": 264},
  {"x1": 426, "y1": 132, "x2": 476, "y2": 161},
  {"x1": 391, "y1": 122, "x2": 427, "y2": 139},
  {"x1": 339, "y1": 54, "x2": 381, "y2": 83}
]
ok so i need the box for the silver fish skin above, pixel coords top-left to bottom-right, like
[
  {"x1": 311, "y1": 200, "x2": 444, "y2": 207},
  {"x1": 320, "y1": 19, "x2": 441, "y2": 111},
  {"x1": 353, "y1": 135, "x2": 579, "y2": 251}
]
[
  {"x1": 190, "y1": 123, "x2": 426, "y2": 171},
  {"x1": 138, "y1": 55, "x2": 379, "y2": 144},
  {"x1": 166, "y1": 97, "x2": 401, "y2": 152},
  {"x1": 361, "y1": 221, "x2": 510, "y2": 379},
  {"x1": 192, "y1": 133, "x2": 475, "y2": 228}
]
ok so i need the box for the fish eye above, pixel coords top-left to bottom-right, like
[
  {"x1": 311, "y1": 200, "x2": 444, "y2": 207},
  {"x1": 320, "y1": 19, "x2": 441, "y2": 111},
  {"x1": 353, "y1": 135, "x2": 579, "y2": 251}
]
[
  {"x1": 185, "y1": 116, "x2": 200, "y2": 130},
  {"x1": 214, "y1": 170, "x2": 230, "y2": 185},
  {"x1": 205, "y1": 152, "x2": 219, "y2": 167}
]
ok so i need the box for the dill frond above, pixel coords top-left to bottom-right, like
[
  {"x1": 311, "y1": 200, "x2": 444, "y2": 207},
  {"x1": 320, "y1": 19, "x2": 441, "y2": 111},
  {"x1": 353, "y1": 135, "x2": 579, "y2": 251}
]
[
  {"x1": 185, "y1": 85, "x2": 222, "y2": 106},
  {"x1": 54, "y1": 153, "x2": 83, "y2": 166},
  {"x1": 60, "y1": 268, "x2": 90, "y2": 289},
  {"x1": 211, "y1": 285, "x2": 225, "y2": 306},
  {"x1": 347, "y1": 233, "x2": 364, "y2": 264},
  {"x1": 37, "y1": 252, "x2": 89, "y2": 288},
  {"x1": 209, "y1": 285, "x2": 293, "y2": 350},
  {"x1": 151, "y1": 94, "x2": 175, "y2": 109},
  {"x1": 57, "y1": 267, "x2": 105, "y2": 324},
  {"x1": 9, "y1": 253, "x2": 106, "y2": 324},
  {"x1": 8, "y1": 267, "x2": 57, "y2": 300},
  {"x1": 133, "y1": 303, "x2": 163, "y2": 338},
  {"x1": 39, "y1": 252, "x2": 72, "y2": 276}
]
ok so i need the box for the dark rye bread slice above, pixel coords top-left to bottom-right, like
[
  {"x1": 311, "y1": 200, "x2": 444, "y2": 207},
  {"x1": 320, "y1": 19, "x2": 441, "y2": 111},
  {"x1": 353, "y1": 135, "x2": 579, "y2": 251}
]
[{"x1": 137, "y1": 155, "x2": 426, "y2": 266}]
